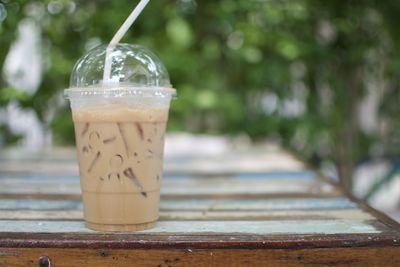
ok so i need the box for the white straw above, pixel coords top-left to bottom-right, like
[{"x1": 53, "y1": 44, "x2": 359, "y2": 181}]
[{"x1": 103, "y1": 0, "x2": 150, "y2": 83}]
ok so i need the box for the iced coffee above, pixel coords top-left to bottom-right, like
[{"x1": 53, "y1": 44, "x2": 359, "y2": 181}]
[
  {"x1": 65, "y1": 43, "x2": 175, "y2": 231},
  {"x1": 73, "y1": 106, "x2": 168, "y2": 231}
]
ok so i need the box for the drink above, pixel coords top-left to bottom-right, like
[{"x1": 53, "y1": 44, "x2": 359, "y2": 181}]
[
  {"x1": 72, "y1": 105, "x2": 168, "y2": 231},
  {"x1": 65, "y1": 43, "x2": 175, "y2": 231}
]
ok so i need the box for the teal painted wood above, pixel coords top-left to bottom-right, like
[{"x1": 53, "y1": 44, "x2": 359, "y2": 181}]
[
  {"x1": 237, "y1": 171, "x2": 316, "y2": 180},
  {"x1": 0, "y1": 171, "x2": 316, "y2": 181},
  {"x1": 0, "y1": 220, "x2": 380, "y2": 235},
  {"x1": 0, "y1": 197, "x2": 356, "y2": 211},
  {"x1": 161, "y1": 198, "x2": 357, "y2": 211}
]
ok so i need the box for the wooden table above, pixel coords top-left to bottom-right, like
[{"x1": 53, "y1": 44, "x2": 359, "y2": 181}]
[{"x1": 0, "y1": 148, "x2": 399, "y2": 266}]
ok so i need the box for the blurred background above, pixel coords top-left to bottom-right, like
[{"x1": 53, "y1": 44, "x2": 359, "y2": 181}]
[{"x1": 0, "y1": 0, "x2": 399, "y2": 220}]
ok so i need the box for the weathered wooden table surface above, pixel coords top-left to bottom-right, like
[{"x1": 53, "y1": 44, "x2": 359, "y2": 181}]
[{"x1": 0, "y1": 147, "x2": 399, "y2": 266}]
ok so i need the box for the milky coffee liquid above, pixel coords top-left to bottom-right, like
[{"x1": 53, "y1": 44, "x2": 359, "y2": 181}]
[{"x1": 72, "y1": 106, "x2": 168, "y2": 231}]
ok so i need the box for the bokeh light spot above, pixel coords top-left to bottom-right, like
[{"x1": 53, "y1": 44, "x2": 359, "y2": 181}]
[
  {"x1": 0, "y1": 4, "x2": 7, "y2": 22},
  {"x1": 47, "y1": 0, "x2": 63, "y2": 15}
]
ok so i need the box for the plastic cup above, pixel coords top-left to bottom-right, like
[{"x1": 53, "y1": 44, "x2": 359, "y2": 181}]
[{"x1": 65, "y1": 44, "x2": 175, "y2": 231}]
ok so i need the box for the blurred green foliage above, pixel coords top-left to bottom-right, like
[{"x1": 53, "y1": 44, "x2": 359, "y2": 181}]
[{"x1": 1, "y1": 0, "x2": 400, "y2": 189}]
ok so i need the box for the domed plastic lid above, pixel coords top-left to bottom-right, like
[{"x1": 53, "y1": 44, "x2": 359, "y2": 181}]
[{"x1": 65, "y1": 43, "x2": 175, "y2": 98}]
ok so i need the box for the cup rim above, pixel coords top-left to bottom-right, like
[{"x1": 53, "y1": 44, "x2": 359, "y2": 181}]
[{"x1": 64, "y1": 85, "x2": 176, "y2": 99}]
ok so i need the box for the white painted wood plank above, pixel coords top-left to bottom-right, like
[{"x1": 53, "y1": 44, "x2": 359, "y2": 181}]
[
  {"x1": 0, "y1": 145, "x2": 306, "y2": 175},
  {"x1": 0, "y1": 199, "x2": 82, "y2": 210},
  {"x1": 0, "y1": 219, "x2": 379, "y2": 234},
  {"x1": 162, "y1": 179, "x2": 336, "y2": 195},
  {"x1": 0, "y1": 175, "x2": 336, "y2": 195},
  {"x1": 0, "y1": 209, "x2": 374, "y2": 221}
]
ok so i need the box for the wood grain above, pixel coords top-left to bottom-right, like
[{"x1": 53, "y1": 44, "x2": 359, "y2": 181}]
[
  {"x1": 0, "y1": 247, "x2": 399, "y2": 267},
  {"x1": 1, "y1": 231, "x2": 398, "y2": 249},
  {"x1": 0, "y1": 149, "x2": 399, "y2": 267}
]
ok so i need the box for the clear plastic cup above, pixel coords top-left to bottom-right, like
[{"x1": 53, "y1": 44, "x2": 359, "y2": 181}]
[{"x1": 65, "y1": 43, "x2": 175, "y2": 231}]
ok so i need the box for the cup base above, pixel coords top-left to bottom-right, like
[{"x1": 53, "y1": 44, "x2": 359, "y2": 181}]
[{"x1": 86, "y1": 221, "x2": 156, "y2": 232}]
